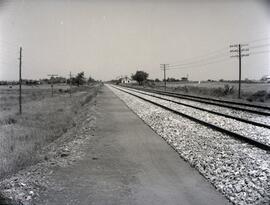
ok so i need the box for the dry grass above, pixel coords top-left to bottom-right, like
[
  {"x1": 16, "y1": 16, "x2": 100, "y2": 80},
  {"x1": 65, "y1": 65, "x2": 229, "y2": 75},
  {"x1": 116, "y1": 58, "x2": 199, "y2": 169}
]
[
  {"x1": 139, "y1": 82, "x2": 270, "y2": 104},
  {"x1": 0, "y1": 84, "x2": 100, "y2": 179},
  {"x1": 154, "y1": 82, "x2": 270, "y2": 93}
]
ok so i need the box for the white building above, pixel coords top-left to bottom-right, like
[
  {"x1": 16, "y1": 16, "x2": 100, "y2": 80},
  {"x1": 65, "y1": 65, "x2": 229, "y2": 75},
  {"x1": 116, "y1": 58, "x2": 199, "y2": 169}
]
[
  {"x1": 261, "y1": 75, "x2": 270, "y2": 82},
  {"x1": 120, "y1": 76, "x2": 132, "y2": 84}
]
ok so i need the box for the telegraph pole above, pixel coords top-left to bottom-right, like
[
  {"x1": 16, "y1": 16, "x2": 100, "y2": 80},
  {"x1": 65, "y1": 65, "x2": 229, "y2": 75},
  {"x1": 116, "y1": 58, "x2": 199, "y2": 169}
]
[
  {"x1": 47, "y1": 74, "x2": 58, "y2": 97},
  {"x1": 230, "y1": 44, "x2": 249, "y2": 99},
  {"x1": 19, "y1": 47, "x2": 22, "y2": 114},
  {"x1": 238, "y1": 44, "x2": 242, "y2": 99},
  {"x1": 69, "y1": 72, "x2": 72, "y2": 97},
  {"x1": 160, "y1": 64, "x2": 169, "y2": 91}
]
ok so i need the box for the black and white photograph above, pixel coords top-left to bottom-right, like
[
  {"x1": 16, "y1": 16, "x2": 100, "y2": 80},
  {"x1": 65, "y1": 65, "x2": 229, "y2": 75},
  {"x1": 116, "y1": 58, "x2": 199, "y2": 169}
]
[{"x1": 0, "y1": 0, "x2": 269, "y2": 204}]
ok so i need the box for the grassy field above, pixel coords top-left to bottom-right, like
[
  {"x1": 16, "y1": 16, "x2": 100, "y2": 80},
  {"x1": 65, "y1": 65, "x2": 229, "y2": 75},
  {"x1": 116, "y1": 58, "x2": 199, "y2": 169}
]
[
  {"x1": 0, "y1": 83, "x2": 100, "y2": 179},
  {"x1": 130, "y1": 81, "x2": 270, "y2": 103},
  {"x1": 0, "y1": 84, "x2": 70, "y2": 117},
  {"x1": 155, "y1": 82, "x2": 270, "y2": 93}
]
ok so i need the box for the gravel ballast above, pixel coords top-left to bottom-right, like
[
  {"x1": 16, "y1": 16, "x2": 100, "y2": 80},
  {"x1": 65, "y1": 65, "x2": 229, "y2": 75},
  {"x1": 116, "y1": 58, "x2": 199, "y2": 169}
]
[
  {"x1": 128, "y1": 87, "x2": 270, "y2": 126},
  {"x1": 119, "y1": 87, "x2": 270, "y2": 146},
  {"x1": 108, "y1": 85, "x2": 270, "y2": 205}
]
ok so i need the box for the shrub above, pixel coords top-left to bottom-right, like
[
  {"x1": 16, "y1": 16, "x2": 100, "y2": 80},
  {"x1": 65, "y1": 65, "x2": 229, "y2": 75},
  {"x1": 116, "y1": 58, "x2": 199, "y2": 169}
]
[
  {"x1": 224, "y1": 84, "x2": 234, "y2": 95},
  {"x1": 247, "y1": 90, "x2": 268, "y2": 102}
]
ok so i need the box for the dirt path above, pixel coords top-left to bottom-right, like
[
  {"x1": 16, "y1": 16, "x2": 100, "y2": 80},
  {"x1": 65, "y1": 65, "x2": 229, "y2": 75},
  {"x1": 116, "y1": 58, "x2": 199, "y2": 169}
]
[{"x1": 33, "y1": 86, "x2": 229, "y2": 205}]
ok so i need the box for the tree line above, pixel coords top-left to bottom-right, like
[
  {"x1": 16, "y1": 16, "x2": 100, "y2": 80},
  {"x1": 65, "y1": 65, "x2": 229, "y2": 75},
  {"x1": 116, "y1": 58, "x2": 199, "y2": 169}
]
[
  {"x1": 0, "y1": 72, "x2": 97, "y2": 86},
  {"x1": 130, "y1": 70, "x2": 188, "y2": 85}
]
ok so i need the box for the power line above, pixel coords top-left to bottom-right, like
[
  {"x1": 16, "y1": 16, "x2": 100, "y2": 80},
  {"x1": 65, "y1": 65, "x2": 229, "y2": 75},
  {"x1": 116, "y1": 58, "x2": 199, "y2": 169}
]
[
  {"x1": 249, "y1": 43, "x2": 270, "y2": 49},
  {"x1": 247, "y1": 36, "x2": 270, "y2": 44},
  {"x1": 250, "y1": 50, "x2": 270, "y2": 55},
  {"x1": 168, "y1": 54, "x2": 229, "y2": 68},
  {"x1": 167, "y1": 57, "x2": 231, "y2": 70},
  {"x1": 168, "y1": 46, "x2": 228, "y2": 66}
]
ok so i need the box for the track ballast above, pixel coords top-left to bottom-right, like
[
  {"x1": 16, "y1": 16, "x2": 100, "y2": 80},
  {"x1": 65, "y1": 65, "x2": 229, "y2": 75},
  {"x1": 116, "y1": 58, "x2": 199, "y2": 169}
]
[{"x1": 114, "y1": 85, "x2": 270, "y2": 152}]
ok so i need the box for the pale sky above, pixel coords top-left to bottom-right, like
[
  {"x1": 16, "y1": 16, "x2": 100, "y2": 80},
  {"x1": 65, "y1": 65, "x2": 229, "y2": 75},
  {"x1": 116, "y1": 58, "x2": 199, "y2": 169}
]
[{"x1": 0, "y1": 0, "x2": 269, "y2": 81}]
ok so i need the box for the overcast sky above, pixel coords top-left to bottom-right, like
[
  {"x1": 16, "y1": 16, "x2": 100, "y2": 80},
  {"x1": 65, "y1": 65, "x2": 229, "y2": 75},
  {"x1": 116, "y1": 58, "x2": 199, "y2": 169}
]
[{"x1": 0, "y1": 0, "x2": 269, "y2": 81}]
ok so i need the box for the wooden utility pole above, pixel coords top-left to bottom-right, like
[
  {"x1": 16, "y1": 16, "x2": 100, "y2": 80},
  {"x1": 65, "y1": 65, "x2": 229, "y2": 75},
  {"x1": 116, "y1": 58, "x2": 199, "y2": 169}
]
[
  {"x1": 69, "y1": 72, "x2": 72, "y2": 97},
  {"x1": 19, "y1": 47, "x2": 22, "y2": 114},
  {"x1": 47, "y1": 74, "x2": 58, "y2": 97},
  {"x1": 238, "y1": 44, "x2": 242, "y2": 99},
  {"x1": 160, "y1": 64, "x2": 169, "y2": 91},
  {"x1": 230, "y1": 44, "x2": 249, "y2": 99}
]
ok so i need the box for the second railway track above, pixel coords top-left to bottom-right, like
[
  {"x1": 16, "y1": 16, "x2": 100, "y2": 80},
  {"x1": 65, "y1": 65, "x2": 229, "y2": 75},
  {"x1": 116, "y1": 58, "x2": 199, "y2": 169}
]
[
  {"x1": 126, "y1": 86, "x2": 270, "y2": 116},
  {"x1": 123, "y1": 87, "x2": 270, "y2": 129},
  {"x1": 113, "y1": 85, "x2": 270, "y2": 152}
]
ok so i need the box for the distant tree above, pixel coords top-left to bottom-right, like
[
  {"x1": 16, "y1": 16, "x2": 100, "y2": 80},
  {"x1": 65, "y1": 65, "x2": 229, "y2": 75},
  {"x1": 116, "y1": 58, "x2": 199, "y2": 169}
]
[
  {"x1": 244, "y1": 78, "x2": 252, "y2": 83},
  {"x1": 167, "y1": 77, "x2": 179, "y2": 82},
  {"x1": 88, "y1": 76, "x2": 95, "y2": 84},
  {"x1": 74, "y1": 72, "x2": 86, "y2": 86},
  {"x1": 131, "y1": 70, "x2": 149, "y2": 85},
  {"x1": 154, "y1": 78, "x2": 160, "y2": 82}
]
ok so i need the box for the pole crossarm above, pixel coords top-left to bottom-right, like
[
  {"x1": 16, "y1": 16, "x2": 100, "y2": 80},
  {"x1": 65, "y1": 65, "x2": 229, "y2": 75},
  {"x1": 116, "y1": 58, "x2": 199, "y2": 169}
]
[{"x1": 230, "y1": 54, "x2": 250, "y2": 58}]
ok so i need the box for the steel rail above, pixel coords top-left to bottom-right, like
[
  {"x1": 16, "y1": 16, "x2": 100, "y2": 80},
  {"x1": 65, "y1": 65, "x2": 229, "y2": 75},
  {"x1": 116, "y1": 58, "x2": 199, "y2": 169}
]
[
  {"x1": 129, "y1": 86, "x2": 270, "y2": 111},
  {"x1": 113, "y1": 86, "x2": 270, "y2": 152},
  {"x1": 123, "y1": 87, "x2": 270, "y2": 129},
  {"x1": 124, "y1": 86, "x2": 270, "y2": 116}
]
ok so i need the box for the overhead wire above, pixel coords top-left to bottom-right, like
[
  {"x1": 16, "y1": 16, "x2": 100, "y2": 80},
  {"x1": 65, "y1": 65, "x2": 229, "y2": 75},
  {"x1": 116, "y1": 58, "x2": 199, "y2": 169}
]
[
  {"x1": 250, "y1": 50, "x2": 270, "y2": 55},
  {"x1": 167, "y1": 57, "x2": 232, "y2": 71},
  {"x1": 167, "y1": 46, "x2": 229, "y2": 66},
  {"x1": 244, "y1": 36, "x2": 270, "y2": 44},
  {"x1": 165, "y1": 35, "x2": 270, "y2": 73},
  {"x1": 249, "y1": 44, "x2": 270, "y2": 49},
  {"x1": 168, "y1": 53, "x2": 230, "y2": 68}
]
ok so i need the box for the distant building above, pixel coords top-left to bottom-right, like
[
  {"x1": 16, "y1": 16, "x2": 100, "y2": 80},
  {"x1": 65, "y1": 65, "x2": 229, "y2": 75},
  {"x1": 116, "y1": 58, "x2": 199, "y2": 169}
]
[
  {"x1": 22, "y1": 79, "x2": 41, "y2": 85},
  {"x1": 181, "y1": 77, "x2": 188, "y2": 81},
  {"x1": 54, "y1": 77, "x2": 67, "y2": 84},
  {"x1": 120, "y1": 76, "x2": 132, "y2": 84},
  {"x1": 261, "y1": 75, "x2": 270, "y2": 82}
]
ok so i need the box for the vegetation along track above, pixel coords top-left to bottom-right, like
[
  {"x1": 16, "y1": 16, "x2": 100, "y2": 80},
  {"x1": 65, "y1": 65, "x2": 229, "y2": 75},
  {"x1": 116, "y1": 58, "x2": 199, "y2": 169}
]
[
  {"x1": 124, "y1": 86, "x2": 270, "y2": 116},
  {"x1": 112, "y1": 85, "x2": 270, "y2": 152}
]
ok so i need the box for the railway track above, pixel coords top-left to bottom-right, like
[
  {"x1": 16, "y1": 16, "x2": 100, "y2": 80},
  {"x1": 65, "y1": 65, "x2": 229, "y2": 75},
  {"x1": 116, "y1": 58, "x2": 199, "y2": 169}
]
[
  {"x1": 123, "y1": 87, "x2": 270, "y2": 129},
  {"x1": 112, "y1": 85, "x2": 270, "y2": 152},
  {"x1": 124, "y1": 86, "x2": 270, "y2": 116}
]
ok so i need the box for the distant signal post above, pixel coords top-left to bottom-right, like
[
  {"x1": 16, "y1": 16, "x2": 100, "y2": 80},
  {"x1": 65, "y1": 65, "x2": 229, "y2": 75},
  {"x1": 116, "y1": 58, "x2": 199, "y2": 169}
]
[{"x1": 48, "y1": 74, "x2": 58, "y2": 97}]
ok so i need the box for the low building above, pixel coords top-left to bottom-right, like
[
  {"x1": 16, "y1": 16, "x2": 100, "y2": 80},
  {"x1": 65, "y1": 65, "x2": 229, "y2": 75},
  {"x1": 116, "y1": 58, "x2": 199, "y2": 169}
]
[
  {"x1": 120, "y1": 77, "x2": 132, "y2": 84},
  {"x1": 261, "y1": 75, "x2": 270, "y2": 83},
  {"x1": 181, "y1": 77, "x2": 188, "y2": 81}
]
